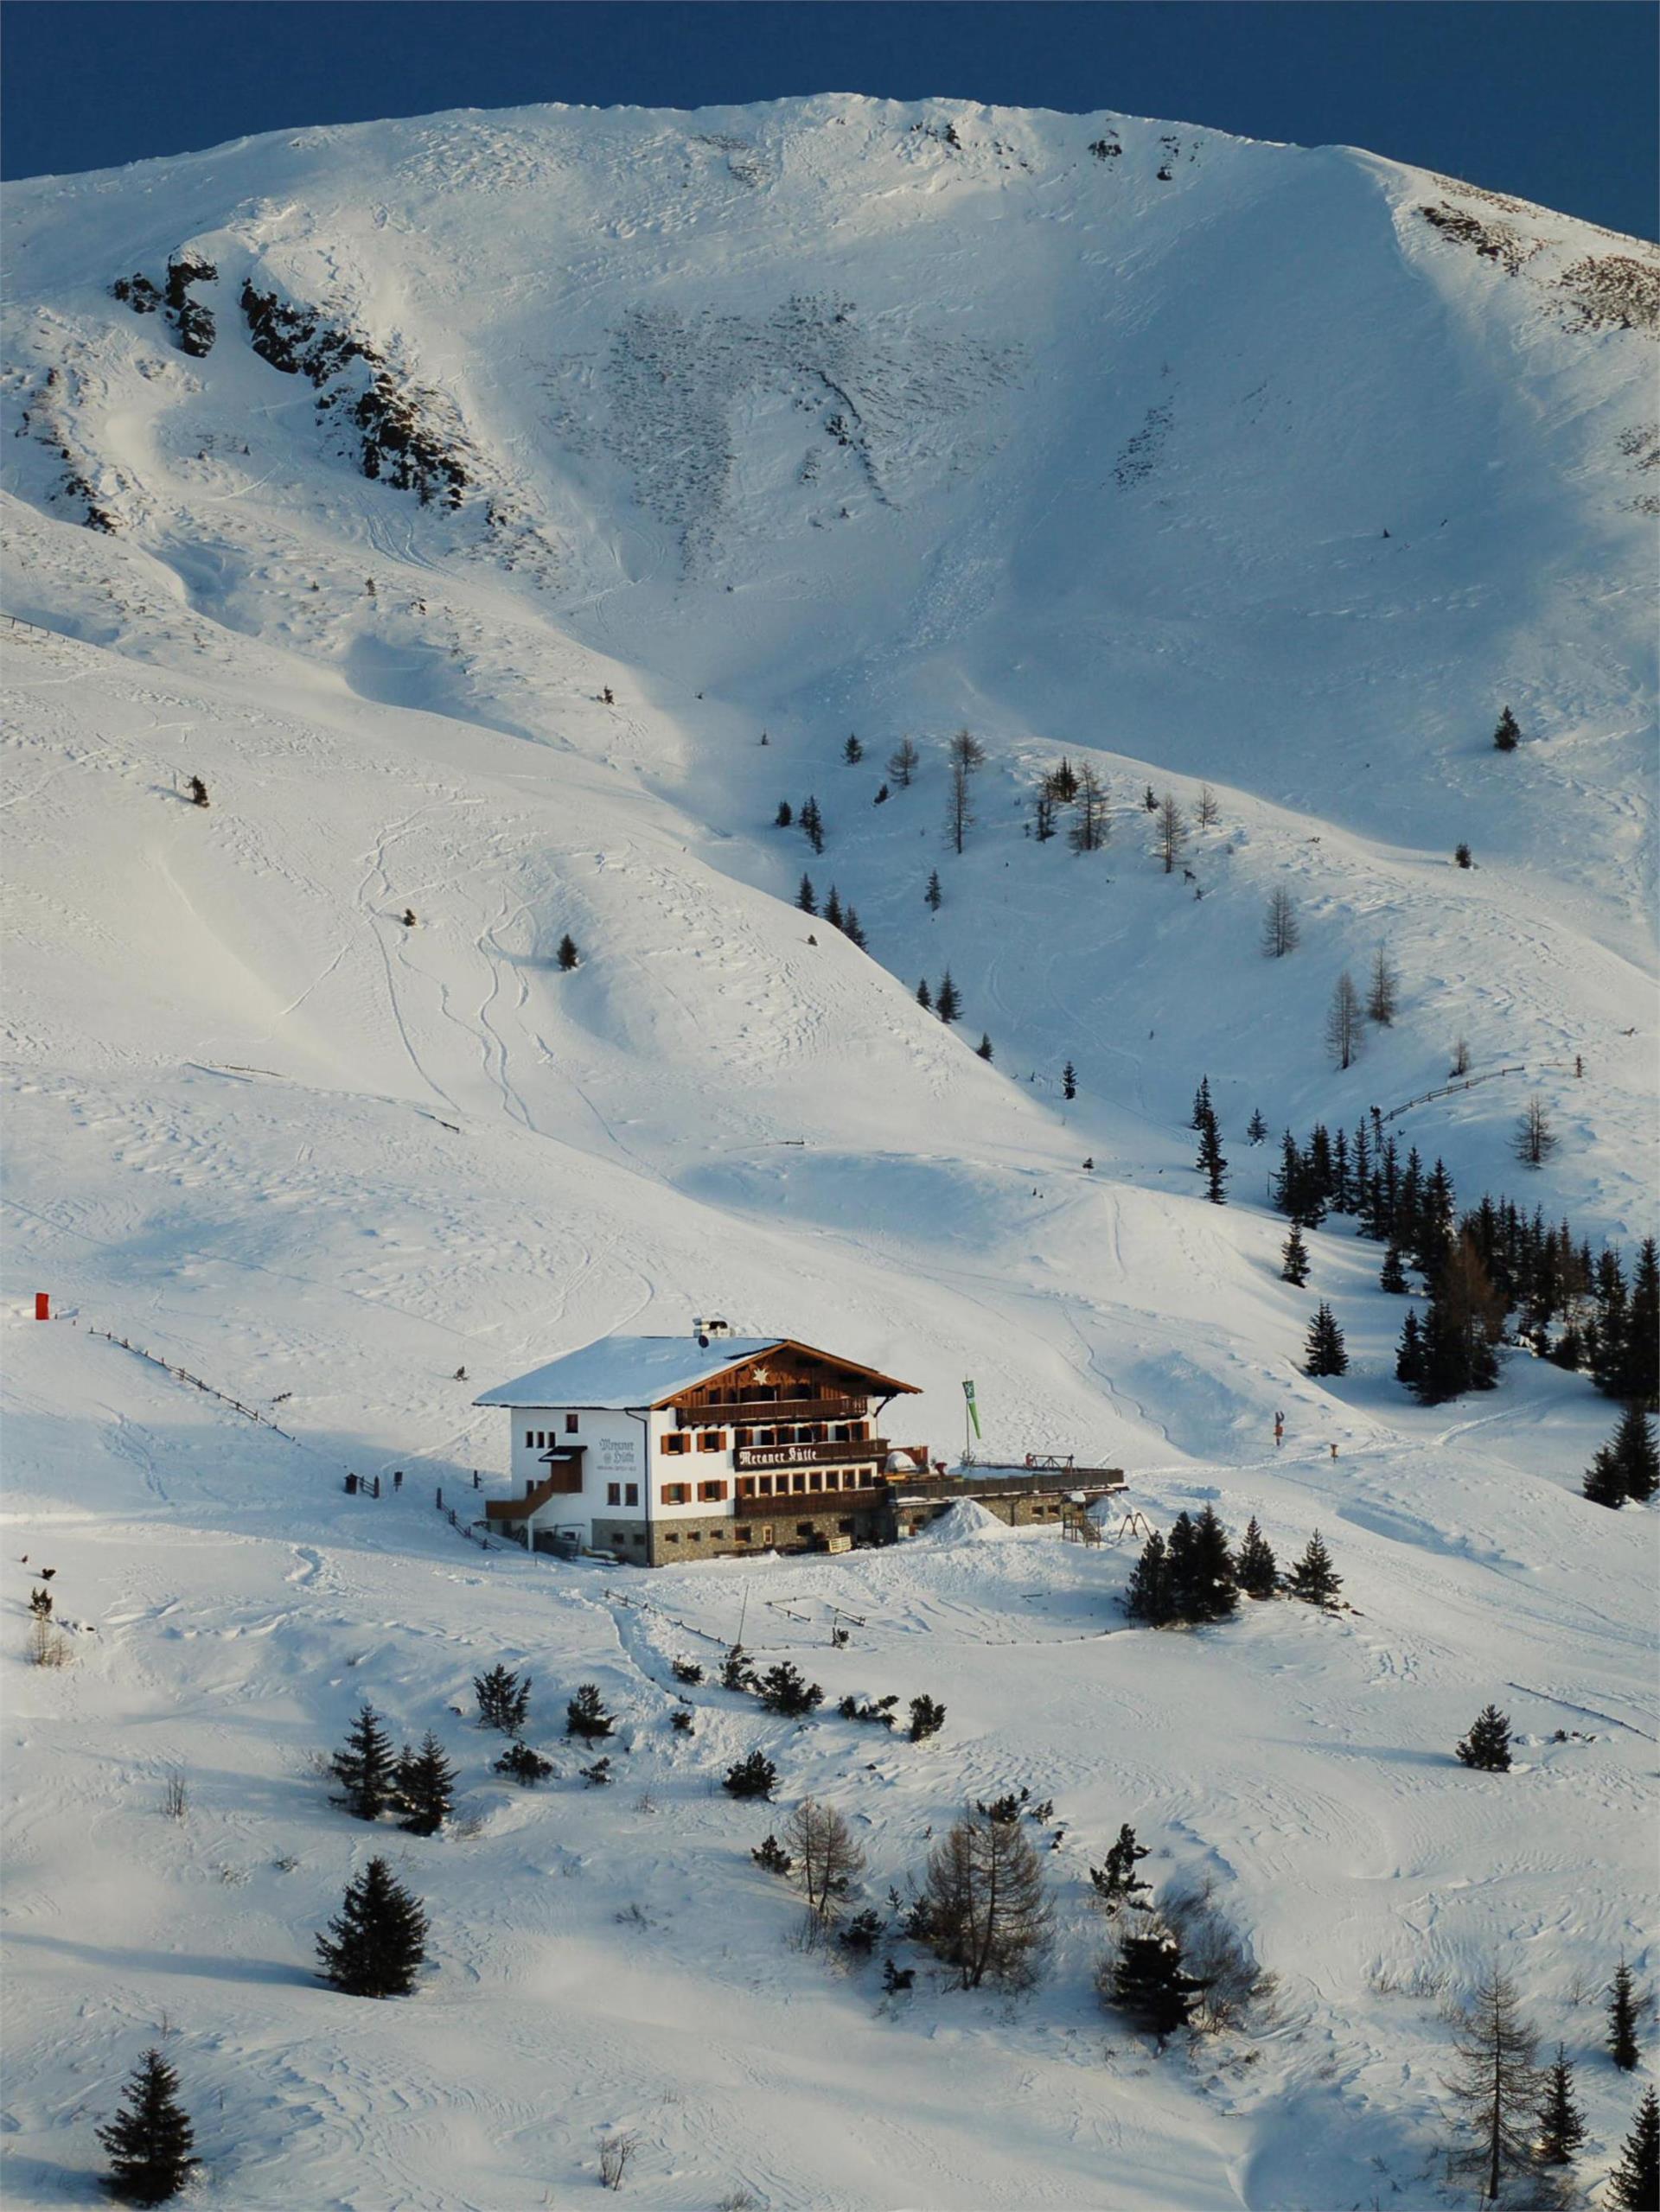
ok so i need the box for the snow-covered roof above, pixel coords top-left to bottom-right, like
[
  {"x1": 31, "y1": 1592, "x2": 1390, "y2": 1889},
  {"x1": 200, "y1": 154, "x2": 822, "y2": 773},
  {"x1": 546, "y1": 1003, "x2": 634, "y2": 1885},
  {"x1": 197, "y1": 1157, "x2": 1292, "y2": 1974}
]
[{"x1": 476, "y1": 1335, "x2": 919, "y2": 1410}]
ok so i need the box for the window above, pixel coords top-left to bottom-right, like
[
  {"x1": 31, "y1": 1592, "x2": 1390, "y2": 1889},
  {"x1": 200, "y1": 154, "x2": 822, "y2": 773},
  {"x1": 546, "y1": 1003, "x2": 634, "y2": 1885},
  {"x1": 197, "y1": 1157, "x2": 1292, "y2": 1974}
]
[
  {"x1": 607, "y1": 1483, "x2": 621, "y2": 1507},
  {"x1": 737, "y1": 1477, "x2": 756, "y2": 1499},
  {"x1": 736, "y1": 1428, "x2": 753, "y2": 1447},
  {"x1": 625, "y1": 1483, "x2": 638, "y2": 1507},
  {"x1": 790, "y1": 1472, "x2": 806, "y2": 1494},
  {"x1": 735, "y1": 1528, "x2": 752, "y2": 1545},
  {"x1": 833, "y1": 1425, "x2": 849, "y2": 1442},
  {"x1": 664, "y1": 1532, "x2": 680, "y2": 1545},
  {"x1": 758, "y1": 1525, "x2": 773, "y2": 1545},
  {"x1": 699, "y1": 1480, "x2": 727, "y2": 1503},
  {"x1": 757, "y1": 1429, "x2": 776, "y2": 1447},
  {"x1": 698, "y1": 1431, "x2": 723, "y2": 1453},
  {"x1": 838, "y1": 1519, "x2": 854, "y2": 1533},
  {"x1": 796, "y1": 1522, "x2": 814, "y2": 1538},
  {"x1": 757, "y1": 1475, "x2": 775, "y2": 1496},
  {"x1": 808, "y1": 1471, "x2": 823, "y2": 1493},
  {"x1": 565, "y1": 1413, "x2": 579, "y2": 1434},
  {"x1": 661, "y1": 1482, "x2": 690, "y2": 1506},
  {"x1": 662, "y1": 1433, "x2": 687, "y2": 1455}
]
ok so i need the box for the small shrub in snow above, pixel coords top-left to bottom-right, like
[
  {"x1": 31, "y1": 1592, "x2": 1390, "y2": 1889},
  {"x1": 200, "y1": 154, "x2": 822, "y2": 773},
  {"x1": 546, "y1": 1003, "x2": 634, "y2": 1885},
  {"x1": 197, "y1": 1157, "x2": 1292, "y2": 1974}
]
[
  {"x1": 566, "y1": 1684, "x2": 616, "y2": 1740},
  {"x1": 840, "y1": 1908, "x2": 884, "y2": 1956},
  {"x1": 579, "y1": 1756, "x2": 614, "y2": 1788},
  {"x1": 1159, "y1": 1878, "x2": 1278, "y2": 2031},
  {"x1": 669, "y1": 1708, "x2": 694, "y2": 1735},
  {"x1": 752, "y1": 1833, "x2": 793, "y2": 1876},
  {"x1": 839, "y1": 1692, "x2": 897, "y2": 1727},
  {"x1": 495, "y1": 1741, "x2": 554, "y2": 1786},
  {"x1": 160, "y1": 1772, "x2": 188, "y2": 1822},
  {"x1": 755, "y1": 1661, "x2": 823, "y2": 1718},
  {"x1": 908, "y1": 1695, "x2": 946, "y2": 1742},
  {"x1": 1454, "y1": 1705, "x2": 1512, "y2": 1772},
  {"x1": 97, "y1": 2048, "x2": 199, "y2": 2207},
  {"x1": 474, "y1": 1663, "x2": 530, "y2": 1735},
  {"x1": 882, "y1": 1957, "x2": 916, "y2": 1996},
  {"x1": 597, "y1": 2130, "x2": 640, "y2": 2191},
  {"x1": 670, "y1": 1658, "x2": 704, "y2": 1686},
  {"x1": 724, "y1": 1751, "x2": 777, "y2": 1801},
  {"x1": 719, "y1": 1644, "x2": 757, "y2": 1693},
  {"x1": 1089, "y1": 1824, "x2": 1151, "y2": 1913}
]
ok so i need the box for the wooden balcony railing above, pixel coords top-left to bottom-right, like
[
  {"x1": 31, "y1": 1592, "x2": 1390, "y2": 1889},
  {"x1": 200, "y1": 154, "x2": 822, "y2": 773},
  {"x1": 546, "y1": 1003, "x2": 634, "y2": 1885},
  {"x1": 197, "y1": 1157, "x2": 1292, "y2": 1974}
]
[{"x1": 675, "y1": 1394, "x2": 872, "y2": 1428}]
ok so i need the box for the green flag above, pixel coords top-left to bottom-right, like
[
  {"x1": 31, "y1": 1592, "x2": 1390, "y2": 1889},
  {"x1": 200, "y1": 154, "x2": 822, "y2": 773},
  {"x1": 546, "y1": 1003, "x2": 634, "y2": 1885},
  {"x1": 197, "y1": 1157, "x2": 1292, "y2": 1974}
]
[{"x1": 961, "y1": 1379, "x2": 980, "y2": 1439}]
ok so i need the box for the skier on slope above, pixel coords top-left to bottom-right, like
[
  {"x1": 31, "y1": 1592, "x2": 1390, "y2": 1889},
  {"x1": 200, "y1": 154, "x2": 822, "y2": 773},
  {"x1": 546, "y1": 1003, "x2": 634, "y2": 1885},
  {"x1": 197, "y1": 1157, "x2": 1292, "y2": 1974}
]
[{"x1": 1274, "y1": 1411, "x2": 1285, "y2": 1449}]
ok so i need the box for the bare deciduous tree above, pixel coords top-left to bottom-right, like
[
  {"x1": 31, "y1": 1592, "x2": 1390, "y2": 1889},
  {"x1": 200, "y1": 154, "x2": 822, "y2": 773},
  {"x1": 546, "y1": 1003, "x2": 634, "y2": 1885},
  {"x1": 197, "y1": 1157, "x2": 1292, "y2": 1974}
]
[
  {"x1": 1197, "y1": 784, "x2": 1220, "y2": 828},
  {"x1": 1261, "y1": 888, "x2": 1299, "y2": 958},
  {"x1": 1450, "y1": 1036, "x2": 1472, "y2": 1076},
  {"x1": 1155, "y1": 794, "x2": 1188, "y2": 875},
  {"x1": 1512, "y1": 1095, "x2": 1559, "y2": 1169},
  {"x1": 784, "y1": 1796, "x2": 865, "y2": 1923},
  {"x1": 919, "y1": 1811, "x2": 1052, "y2": 1990},
  {"x1": 598, "y1": 2132, "x2": 641, "y2": 2191},
  {"x1": 887, "y1": 738, "x2": 920, "y2": 788},
  {"x1": 948, "y1": 728, "x2": 986, "y2": 773},
  {"x1": 1069, "y1": 765, "x2": 1109, "y2": 854},
  {"x1": 1325, "y1": 971, "x2": 1365, "y2": 1070},
  {"x1": 1441, "y1": 1962, "x2": 1545, "y2": 2207},
  {"x1": 1366, "y1": 947, "x2": 1400, "y2": 1026}
]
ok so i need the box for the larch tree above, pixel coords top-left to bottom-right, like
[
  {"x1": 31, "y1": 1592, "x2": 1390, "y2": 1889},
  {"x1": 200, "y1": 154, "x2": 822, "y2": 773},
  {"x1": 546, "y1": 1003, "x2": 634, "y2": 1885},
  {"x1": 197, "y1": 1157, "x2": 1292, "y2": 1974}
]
[
  {"x1": 1069, "y1": 764, "x2": 1109, "y2": 853},
  {"x1": 1325, "y1": 972, "x2": 1365, "y2": 1070},
  {"x1": 946, "y1": 759, "x2": 976, "y2": 855},
  {"x1": 1512, "y1": 1095, "x2": 1559, "y2": 1169},
  {"x1": 784, "y1": 1796, "x2": 866, "y2": 1924},
  {"x1": 1197, "y1": 784, "x2": 1220, "y2": 828},
  {"x1": 1261, "y1": 888, "x2": 1300, "y2": 958},
  {"x1": 919, "y1": 1809, "x2": 1052, "y2": 1991},
  {"x1": 1155, "y1": 793, "x2": 1188, "y2": 875},
  {"x1": 1441, "y1": 1962, "x2": 1543, "y2": 2208},
  {"x1": 888, "y1": 737, "x2": 920, "y2": 787},
  {"x1": 1366, "y1": 947, "x2": 1400, "y2": 1027}
]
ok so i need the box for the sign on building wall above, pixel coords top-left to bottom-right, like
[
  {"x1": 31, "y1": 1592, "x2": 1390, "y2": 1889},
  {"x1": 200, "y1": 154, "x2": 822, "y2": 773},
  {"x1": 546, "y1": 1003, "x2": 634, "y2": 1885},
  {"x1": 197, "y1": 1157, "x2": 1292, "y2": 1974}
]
[{"x1": 595, "y1": 1434, "x2": 641, "y2": 1475}]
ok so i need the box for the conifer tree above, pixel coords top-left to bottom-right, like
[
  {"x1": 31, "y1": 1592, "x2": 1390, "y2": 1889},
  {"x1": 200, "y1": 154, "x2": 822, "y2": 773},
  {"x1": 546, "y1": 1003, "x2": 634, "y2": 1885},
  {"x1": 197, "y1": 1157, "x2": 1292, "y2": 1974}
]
[
  {"x1": 1584, "y1": 1418, "x2": 1636, "y2": 1508},
  {"x1": 800, "y1": 796, "x2": 824, "y2": 854},
  {"x1": 565, "y1": 1684, "x2": 615, "y2": 1740},
  {"x1": 1395, "y1": 1309, "x2": 1427, "y2": 1394},
  {"x1": 935, "y1": 972, "x2": 961, "y2": 1024},
  {"x1": 976, "y1": 1033, "x2": 993, "y2": 1062},
  {"x1": 1179, "y1": 1504, "x2": 1238, "y2": 1622},
  {"x1": 474, "y1": 1663, "x2": 531, "y2": 1736},
  {"x1": 557, "y1": 934, "x2": 580, "y2": 972},
  {"x1": 1606, "y1": 2087, "x2": 1659, "y2": 2212},
  {"x1": 1534, "y1": 2045, "x2": 1586, "y2": 2164},
  {"x1": 1607, "y1": 1406, "x2": 1659, "y2": 1502},
  {"x1": 316, "y1": 1855, "x2": 429, "y2": 1998},
  {"x1": 723, "y1": 1750, "x2": 777, "y2": 1801},
  {"x1": 1197, "y1": 1111, "x2": 1228, "y2": 1205},
  {"x1": 824, "y1": 886, "x2": 844, "y2": 931},
  {"x1": 1247, "y1": 1107, "x2": 1268, "y2": 1145},
  {"x1": 1048, "y1": 757, "x2": 1080, "y2": 803},
  {"x1": 1442, "y1": 1962, "x2": 1543, "y2": 2206},
  {"x1": 925, "y1": 868, "x2": 942, "y2": 912},
  {"x1": 916, "y1": 979, "x2": 933, "y2": 1012},
  {"x1": 843, "y1": 734, "x2": 864, "y2": 765},
  {"x1": 1613, "y1": 1240, "x2": 1660, "y2": 1409},
  {"x1": 1110, "y1": 1924, "x2": 1210, "y2": 2048},
  {"x1": 1609, "y1": 1959, "x2": 1643, "y2": 2071},
  {"x1": 1379, "y1": 1244, "x2": 1408, "y2": 1293},
  {"x1": 331, "y1": 1703, "x2": 396, "y2": 1821},
  {"x1": 393, "y1": 1731, "x2": 456, "y2": 1837},
  {"x1": 1280, "y1": 1226, "x2": 1311, "y2": 1286},
  {"x1": 1455, "y1": 842, "x2": 1473, "y2": 868},
  {"x1": 775, "y1": 799, "x2": 793, "y2": 827},
  {"x1": 1304, "y1": 1303, "x2": 1348, "y2": 1377},
  {"x1": 1089, "y1": 1823, "x2": 1152, "y2": 1910},
  {"x1": 97, "y1": 2049, "x2": 199, "y2": 2207},
  {"x1": 1124, "y1": 1529, "x2": 1175, "y2": 1627},
  {"x1": 1235, "y1": 1518, "x2": 1278, "y2": 1600},
  {"x1": 1287, "y1": 1532, "x2": 1341, "y2": 1607},
  {"x1": 1492, "y1": 705, "x2": 1521, "y2": 752},
  {"x1": 843, "y1": 907, "x2": 867, "y2": 950},
  {"x1": 1063, "y1": 1061, "x2": 1077, "y2": 1101},
  {"x1": 1455, "y1": 1705, "x2": 1513, "y2": 1772},
  {"x1": 797, "y1": 874, "x2": 817, "y2": 914}
]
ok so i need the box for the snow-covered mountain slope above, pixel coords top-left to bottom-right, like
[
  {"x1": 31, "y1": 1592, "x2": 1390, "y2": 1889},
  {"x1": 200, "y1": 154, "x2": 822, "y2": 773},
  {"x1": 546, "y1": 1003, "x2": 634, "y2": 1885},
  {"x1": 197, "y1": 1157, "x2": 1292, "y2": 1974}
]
[{"x1": 2, "y1": 96, "x2": 1656, "y2": 2210}]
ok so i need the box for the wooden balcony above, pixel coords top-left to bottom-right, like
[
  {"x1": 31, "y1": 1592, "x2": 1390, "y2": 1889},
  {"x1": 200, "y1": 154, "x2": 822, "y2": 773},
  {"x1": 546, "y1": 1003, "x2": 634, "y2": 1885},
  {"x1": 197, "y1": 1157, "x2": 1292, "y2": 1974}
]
[
  {"x1": 735, "y1": 1483, "x2": 885, "y2": 1516},
  {"x1": 675, "y1": 1393, "x2": 872, "y2": 1428}
]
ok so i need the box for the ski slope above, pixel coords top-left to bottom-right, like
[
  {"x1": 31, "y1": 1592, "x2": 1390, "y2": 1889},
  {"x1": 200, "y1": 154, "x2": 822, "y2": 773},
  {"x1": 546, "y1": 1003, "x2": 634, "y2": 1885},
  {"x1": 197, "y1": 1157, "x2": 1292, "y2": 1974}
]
[{"x1": 2, "y1": 94, "x2": 1657, "y2": 2209}]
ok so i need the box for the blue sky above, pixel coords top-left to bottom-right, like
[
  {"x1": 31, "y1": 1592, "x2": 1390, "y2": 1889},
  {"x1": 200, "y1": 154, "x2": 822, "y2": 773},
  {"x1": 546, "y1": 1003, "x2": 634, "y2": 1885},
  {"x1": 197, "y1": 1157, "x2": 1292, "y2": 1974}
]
[{"x1": 3, "y1": 2, "x2": 1654, "y2": 238}]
